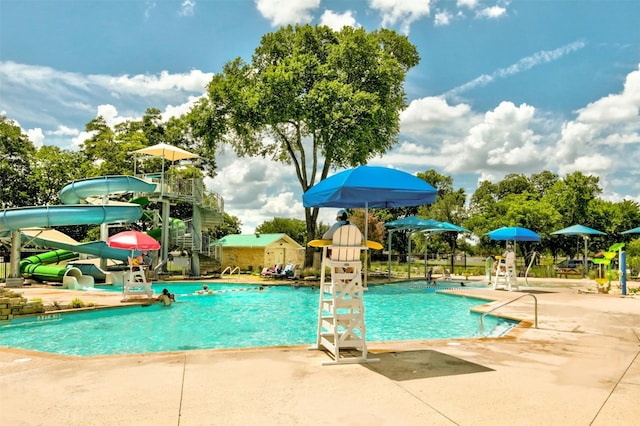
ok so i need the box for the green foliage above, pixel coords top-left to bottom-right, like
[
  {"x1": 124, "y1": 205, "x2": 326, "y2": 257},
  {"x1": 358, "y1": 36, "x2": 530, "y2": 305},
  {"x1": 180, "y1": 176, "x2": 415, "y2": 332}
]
[
  {"x1": 0, "y1": 115, "x2": 36, "y2": 207},
  {"x1": 70, "y1": 298, "x2": 85, "y2": 309},
  {"x1": 32, "y1": 146, "x2": 88, "y2": 205},
  {"x1": 210, "y1": 213, "x2": 242, "y2": 239},
  {"x1": 256, "y1": 217, "x2": 307, "y2": 245},
  {"x1": 189, "y1": 24, "x2": 419, "y2": 250}
]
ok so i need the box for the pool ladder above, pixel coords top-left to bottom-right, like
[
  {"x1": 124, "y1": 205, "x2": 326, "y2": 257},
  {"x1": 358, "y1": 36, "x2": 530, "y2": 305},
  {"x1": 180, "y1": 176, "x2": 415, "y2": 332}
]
[
  {"x1": 479, "y1": 293, "x2": 538, "y2": 330},
  {"x1": 220, "y1": 266, "x2": 240, "y2": 277}
]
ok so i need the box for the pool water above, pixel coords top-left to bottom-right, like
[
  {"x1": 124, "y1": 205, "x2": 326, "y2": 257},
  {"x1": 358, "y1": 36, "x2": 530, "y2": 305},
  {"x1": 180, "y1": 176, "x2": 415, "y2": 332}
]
[{"x1": 0, "y1": 283, "x2": 516, "y2": 356}]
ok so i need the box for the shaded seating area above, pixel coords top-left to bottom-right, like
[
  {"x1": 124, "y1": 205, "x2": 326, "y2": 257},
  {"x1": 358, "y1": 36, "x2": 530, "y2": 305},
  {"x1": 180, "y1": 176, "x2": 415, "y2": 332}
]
[{"x1": 260, "y1": 264, "x2": 284, "y2": 278}]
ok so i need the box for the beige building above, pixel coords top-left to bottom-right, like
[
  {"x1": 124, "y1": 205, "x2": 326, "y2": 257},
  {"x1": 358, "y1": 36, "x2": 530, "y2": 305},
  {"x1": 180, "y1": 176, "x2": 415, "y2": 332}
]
[{"x1": 216, "y1": 233, "x2": 305, "y2": 273}]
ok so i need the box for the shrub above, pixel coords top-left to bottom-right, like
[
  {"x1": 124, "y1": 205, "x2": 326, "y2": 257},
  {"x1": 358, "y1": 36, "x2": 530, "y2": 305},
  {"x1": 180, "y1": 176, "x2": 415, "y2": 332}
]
[{"x1": 70, "y1": 298, "x2": 85, "y2": 309}]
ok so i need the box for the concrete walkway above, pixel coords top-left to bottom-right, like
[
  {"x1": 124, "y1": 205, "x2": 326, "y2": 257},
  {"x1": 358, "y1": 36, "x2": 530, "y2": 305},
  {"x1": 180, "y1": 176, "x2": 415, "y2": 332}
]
[{"x1": 1, "y1": 279, "x2": 639, "y2": 425}]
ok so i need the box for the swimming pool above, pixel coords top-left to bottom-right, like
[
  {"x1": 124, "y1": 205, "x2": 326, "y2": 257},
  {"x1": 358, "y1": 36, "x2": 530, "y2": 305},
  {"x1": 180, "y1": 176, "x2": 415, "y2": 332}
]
[{"x1": 0, "y1": 283, "x2": 516, "y2": 356}]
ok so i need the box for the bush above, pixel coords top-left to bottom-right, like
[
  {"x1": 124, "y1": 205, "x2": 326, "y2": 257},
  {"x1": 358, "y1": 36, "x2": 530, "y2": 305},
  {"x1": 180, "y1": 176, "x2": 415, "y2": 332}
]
[{"x1": 70, "y1": 298, "x2": 85, "y2": 309}]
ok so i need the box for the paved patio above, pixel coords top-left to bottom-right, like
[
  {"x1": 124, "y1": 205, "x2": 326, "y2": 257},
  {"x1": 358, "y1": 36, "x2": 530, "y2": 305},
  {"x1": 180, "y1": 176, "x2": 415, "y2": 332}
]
[{"x1": 1, "y1": 278, "x2": 639, "y2": 425}]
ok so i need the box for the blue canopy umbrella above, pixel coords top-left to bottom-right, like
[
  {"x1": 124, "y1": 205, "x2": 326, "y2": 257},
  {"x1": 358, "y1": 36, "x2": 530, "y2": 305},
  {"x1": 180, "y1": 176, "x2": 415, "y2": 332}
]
[
  {"x1": 486, "y1": 226, "x2": 541, "y2": 242},
  {"x1": 552, "y1": 224, "x2": 606, "y2": 277},
  {"x1": 621, "y1": 226, "x2": 640, "y2": 234},
  {"x1": 303, "y1": 166, "x2": 437, "y2": 209},
  {"x1": 384, "y1": 216, "x2": 444, "y2": 278},
  {"x1": 384, "y1": 216, "x2": 442, "y2": 230},
  {"x1": 303, "y1": 166, "x2": 437, "y2": 283}
]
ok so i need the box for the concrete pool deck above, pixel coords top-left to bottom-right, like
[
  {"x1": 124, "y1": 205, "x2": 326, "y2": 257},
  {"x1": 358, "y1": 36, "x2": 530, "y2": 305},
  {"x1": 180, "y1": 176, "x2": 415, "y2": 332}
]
[{"x1": 1, "y1": 277, "x2": 639, "y2": 425}]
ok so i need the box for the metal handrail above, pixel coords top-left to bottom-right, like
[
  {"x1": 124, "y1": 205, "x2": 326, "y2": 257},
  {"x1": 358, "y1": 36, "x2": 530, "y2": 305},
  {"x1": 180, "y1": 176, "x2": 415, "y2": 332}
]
[
  {"x1": 220, "y1": 266, "x2": 240, "y2": 277},
  {"x1": 479, "y1": 293, "x2": 538, "y2": 329},
  {"x1": 524, "y1": 251, "x2": 539, "y2": 287}
]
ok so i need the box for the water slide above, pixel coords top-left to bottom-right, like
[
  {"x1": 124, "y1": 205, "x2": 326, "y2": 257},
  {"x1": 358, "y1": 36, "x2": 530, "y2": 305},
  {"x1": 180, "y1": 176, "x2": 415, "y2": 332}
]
[
  {"x1": 0, "y1": 175, "x2": 158, "y2": 282},
  {"x1": 20, "y1": 249, "x2": 78, "y2": 282}
]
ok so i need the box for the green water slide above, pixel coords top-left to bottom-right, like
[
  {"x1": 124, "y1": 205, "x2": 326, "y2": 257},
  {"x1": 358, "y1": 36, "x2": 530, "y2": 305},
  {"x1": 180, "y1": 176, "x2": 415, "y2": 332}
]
[{"x1": 19, "y1": 250, "x2": 79, "y2": 282}]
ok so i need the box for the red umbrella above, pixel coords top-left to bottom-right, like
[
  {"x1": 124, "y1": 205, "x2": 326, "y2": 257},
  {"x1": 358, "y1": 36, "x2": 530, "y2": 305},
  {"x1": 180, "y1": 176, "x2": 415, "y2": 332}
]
[{"x1": 107, "y1": 230, "x2": 160, "y2": 251}]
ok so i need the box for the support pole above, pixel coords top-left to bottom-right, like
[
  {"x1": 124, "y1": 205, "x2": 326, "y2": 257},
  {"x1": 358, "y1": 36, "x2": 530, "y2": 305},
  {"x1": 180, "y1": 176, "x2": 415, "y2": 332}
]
[{"x1": 621, "y1": 251, "x2": 627, "y2": 296}]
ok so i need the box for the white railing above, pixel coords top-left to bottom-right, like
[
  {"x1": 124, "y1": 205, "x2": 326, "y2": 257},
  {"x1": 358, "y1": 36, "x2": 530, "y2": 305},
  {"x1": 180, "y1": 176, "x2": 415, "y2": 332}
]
[{"x1": 220, "y1": 266, "x2": 240, "y2": 277}]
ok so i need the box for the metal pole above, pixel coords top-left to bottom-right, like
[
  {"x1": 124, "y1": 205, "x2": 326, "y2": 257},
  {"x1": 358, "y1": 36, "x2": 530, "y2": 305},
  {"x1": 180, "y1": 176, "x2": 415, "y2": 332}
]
[
  {"x1": 583, "y1": 236, "x2": 588, "y2": 278},
  {"x1": 387, "y1": 229, "x2": 393, "y2": 281},
  {"x1": 621, "y1": 251, "x2": 627, "y2": 296}
]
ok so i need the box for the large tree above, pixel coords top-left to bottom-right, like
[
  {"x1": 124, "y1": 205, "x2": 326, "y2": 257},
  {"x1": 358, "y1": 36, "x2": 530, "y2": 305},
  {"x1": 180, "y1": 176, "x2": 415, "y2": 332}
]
[
  {"x1": 189, "y1": 24, "x2": 419, "y2": 264},
  {"x1": 0, "y1": 116, "x2": 36, "y2": 208}
]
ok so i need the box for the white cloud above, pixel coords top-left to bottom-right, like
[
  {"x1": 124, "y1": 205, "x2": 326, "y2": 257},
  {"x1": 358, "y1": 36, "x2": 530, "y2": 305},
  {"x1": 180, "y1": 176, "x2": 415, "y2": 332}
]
[
  {"x1": 476, "y1": 6, "x2": 506, "y2": 19},
  {"x1": 401, "y1": 96, "x2": 472, "y2": 132},
  {"x1": 369, "y1": 0, "x2": 432, "y2": 34},
  {"x1": 558, "y1": 153, "x2": 613, "y2": 177},
  {"x1": 576, "y1": 65, "x2": 640, "y2": 123},
  {"x1": 434, "y1": 10, "x2": 452, "y2": 26},
  {"x1": 179, "y1": 0, "x2": 196, "y2": 17},
  {"x1": 457, "y1": 0, "x2": 478, "y2": 8},
  {"x1": 0, "y1": 61, "x2": 212, "y2": 149},
  {"x1": 442, "y1": 101, "x2": 543, "y2": 173},
  {"x1": 320, "y1": 10, "x2": 358, "y2": 31},
  {"x1": 162, "y1": 95, "x2": 204, "y2": 122},
  {"x1": 49, "y1": 125, "x2": 79, "y2": 136},
  {"x1": 256, "y1": 0, "x2": 320, "y2": 26},
  {"x1": 26, "y1": 128, "x2": 45, "y2": 148},
  {"x1": 72, "y1": 130, "x2": 97, "y2": 149},
  {"x1": 106, "y1": 69, "x2": 213, "y2": 96},
  {"x1": 444, "y1": 41, "x2": 587, "y2": 99},
  {"x1": 206, "y1": 151, "x2": 302, "y2": 233},
  {"x1": 144, "y1": 1, "x2": 156, "y2": 20}
]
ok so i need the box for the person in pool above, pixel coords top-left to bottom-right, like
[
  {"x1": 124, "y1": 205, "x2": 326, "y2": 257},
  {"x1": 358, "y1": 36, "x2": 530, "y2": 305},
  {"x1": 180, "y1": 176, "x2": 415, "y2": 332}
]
[
  {"x1": 157, "y1": 288, "x2": 175, "y2": 306},
  {"x1": 197, "y1": 284, "x2": 213, "y2": 295}
]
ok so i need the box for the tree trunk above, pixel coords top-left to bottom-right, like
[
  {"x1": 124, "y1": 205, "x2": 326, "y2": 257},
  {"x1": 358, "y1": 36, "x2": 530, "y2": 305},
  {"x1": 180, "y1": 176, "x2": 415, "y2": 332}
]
[{"x1": 304, "y1": 207, "x2": 319, "y2": 267}]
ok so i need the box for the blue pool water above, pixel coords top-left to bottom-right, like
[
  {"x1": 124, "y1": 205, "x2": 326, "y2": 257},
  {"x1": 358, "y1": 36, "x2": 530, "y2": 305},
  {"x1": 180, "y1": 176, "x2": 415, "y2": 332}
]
[{"x1": 0, "y1": 283, "x2": 516, "y2": 356}]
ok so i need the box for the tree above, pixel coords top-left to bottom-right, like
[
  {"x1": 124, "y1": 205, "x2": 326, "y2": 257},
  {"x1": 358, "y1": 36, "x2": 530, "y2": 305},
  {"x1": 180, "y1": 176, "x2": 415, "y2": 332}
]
[
  {"x1": 210, "y1": 213, "x2": 242, "y2": 240},
  {"x1": 0, "y1": 116, "x2": 36, "y2": 208},
  {"x1": 544, "y1": 171, "x2": 601, "y2": 226},
  {"x1": 189, "y1": 24, "x2": 419, "y2": 265},
  {"x1": 255, "y1": 217, "x2": 307, "y2": 245},
  {"x1": 32, "y1": 146, "x2": 87, "y2": 205}
]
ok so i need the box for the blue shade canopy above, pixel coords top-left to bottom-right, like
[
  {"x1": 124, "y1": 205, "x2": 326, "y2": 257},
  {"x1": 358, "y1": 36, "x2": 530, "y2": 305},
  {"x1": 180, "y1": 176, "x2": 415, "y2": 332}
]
[
  {"x1": 486, "y1": 226, "x2": 541, "y2": 242},
  {"x1": 302, "y1": 166, "x2": 437, "y2": 208},
  {"x1": 551, "y1": 224, "x2": 604, "y2": 278},
  {"x1": 384, "y1": 216, "x2": 442, "y2": 230},
  {"x1": 551, "y1": 224, "x2": 606, "y2": 236},
  {"x1": 622, "y1": 226, "x2": 640, "y2": 234},
  {"x1": 438, "y1": 221, "x2": 470, "y2": 232}
]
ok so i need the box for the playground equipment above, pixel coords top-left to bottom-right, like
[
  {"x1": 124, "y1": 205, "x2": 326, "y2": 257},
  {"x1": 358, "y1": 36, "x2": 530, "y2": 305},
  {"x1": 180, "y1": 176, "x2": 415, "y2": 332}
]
[{"x1": 593, "y1": 243, "x2": 626, "y2": 294}]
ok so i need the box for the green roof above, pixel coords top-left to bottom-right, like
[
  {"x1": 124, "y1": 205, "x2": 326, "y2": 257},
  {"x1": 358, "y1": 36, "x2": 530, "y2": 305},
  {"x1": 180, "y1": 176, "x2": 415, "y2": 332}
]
[{"x1": 214, "y1": 233, "x2": 296, "y2": 248}]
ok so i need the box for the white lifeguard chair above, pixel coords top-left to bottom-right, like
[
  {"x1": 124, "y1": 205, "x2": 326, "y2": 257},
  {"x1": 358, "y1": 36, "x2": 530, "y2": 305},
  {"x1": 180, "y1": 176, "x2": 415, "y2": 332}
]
[
  {"x1": 122, "y1": 257, "x2": 154, "y2": 301},
  {"x1": 314, "y1": 225, "x2": 378, "y2": 365},
  {"x1": 493, "y1": 251, "x2": 517, "y2": 291}
]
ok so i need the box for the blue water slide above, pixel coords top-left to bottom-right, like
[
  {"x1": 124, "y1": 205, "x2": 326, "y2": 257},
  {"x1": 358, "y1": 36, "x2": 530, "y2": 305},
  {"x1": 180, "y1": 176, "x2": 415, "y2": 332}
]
[
  {"x1": 59, "y1": 175, "x2": 158, "y2": 204},
  {"x1": 0, "y1": 205, "x2": 143, "y2": 232}
]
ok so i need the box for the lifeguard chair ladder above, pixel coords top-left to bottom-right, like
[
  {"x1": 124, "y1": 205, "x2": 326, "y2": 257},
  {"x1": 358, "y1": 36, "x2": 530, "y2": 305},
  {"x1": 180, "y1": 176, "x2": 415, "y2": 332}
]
[
  {"x1": 493, "y1": 251, "x2": 517, "y2": 291},
  {"x1": 314, "y1": 225, "x2": 378, "y2": 365},
  {"x1": 122, "y1": 264, "x2": 154, "y2": 301}
]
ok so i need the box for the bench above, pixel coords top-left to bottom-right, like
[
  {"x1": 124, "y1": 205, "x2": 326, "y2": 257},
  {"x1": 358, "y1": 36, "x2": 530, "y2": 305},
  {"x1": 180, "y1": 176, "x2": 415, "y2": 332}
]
[{"x1": 555, "y1": 268, "x2": 582, "y2": 278}]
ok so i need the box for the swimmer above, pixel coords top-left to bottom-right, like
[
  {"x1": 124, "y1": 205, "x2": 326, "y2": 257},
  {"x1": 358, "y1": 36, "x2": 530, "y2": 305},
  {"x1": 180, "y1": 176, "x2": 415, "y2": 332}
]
[
  {"x1": 196, "y1": 284, "x2": 213, "y2": 295},
  {"x1": 157, "y1": 288, "x2": 174, "y2": 306}
]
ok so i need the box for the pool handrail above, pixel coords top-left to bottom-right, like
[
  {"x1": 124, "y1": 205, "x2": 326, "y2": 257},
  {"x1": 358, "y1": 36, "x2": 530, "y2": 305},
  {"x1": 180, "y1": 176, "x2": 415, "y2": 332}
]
[
  {"x1": 479, "y1": 293, "x2": 538, "y2": 329},
  {"x1": 220, "y1": 266, "x2": 240, "y2": 277}
]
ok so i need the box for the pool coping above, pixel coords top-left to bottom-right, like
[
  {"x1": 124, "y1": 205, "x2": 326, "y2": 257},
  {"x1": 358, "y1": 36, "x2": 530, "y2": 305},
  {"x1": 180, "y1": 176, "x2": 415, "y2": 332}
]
[{"x1": 1, "y1": 278, "x2": 639, "y2": 425}]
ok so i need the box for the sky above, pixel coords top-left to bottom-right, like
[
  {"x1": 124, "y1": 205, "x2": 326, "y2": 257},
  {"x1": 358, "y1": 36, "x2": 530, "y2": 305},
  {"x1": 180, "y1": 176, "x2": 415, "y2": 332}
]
[{"x1": 1, "y1": 0, "x2": 639, "y2": 234}]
